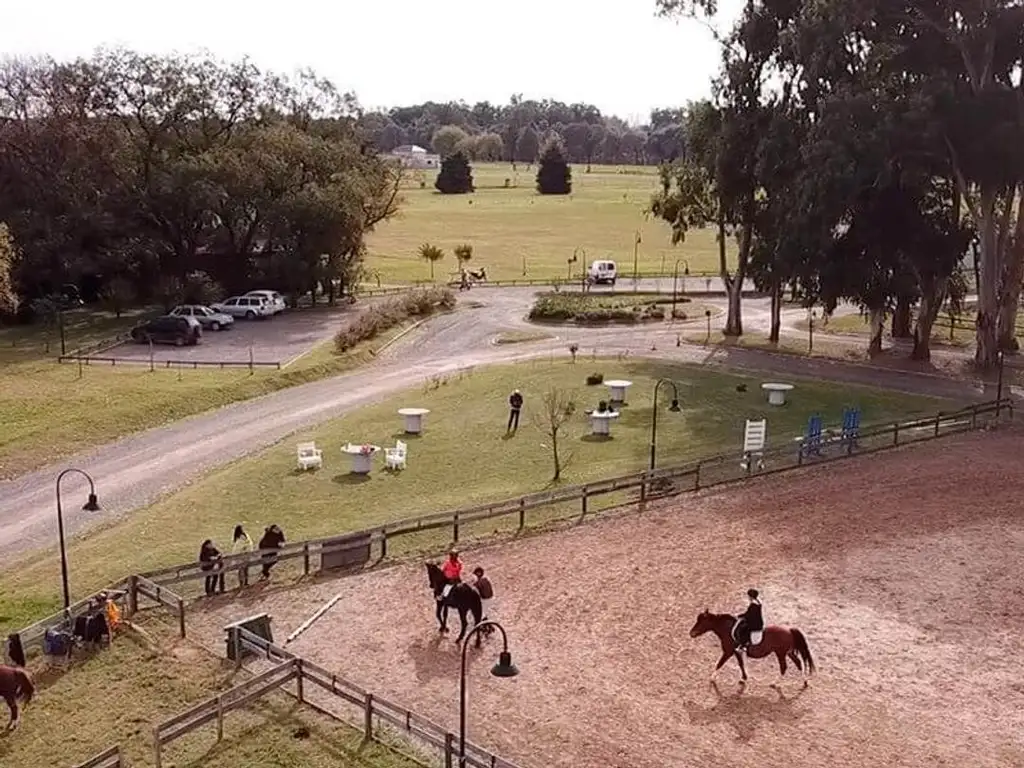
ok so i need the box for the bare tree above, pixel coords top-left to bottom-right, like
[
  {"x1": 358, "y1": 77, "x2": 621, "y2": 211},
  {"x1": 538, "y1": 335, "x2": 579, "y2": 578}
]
[{"x1": 534, "y1": 387, "x2": 577, "y2": 481}]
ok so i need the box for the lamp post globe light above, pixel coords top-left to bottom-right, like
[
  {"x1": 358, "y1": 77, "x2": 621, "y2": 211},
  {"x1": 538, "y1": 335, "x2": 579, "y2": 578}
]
[
  {"x1": 55, "y1": 468, "x2": 101, "y2": 611},
  {"x1": 459, "y1": 620, "x2": 519, "y2": 768}
]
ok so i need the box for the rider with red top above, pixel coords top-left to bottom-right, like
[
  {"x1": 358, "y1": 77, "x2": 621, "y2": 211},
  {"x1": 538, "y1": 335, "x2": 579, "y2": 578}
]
[{"x1": 440, "y1": 550, "x2": 462, "y2": 599}]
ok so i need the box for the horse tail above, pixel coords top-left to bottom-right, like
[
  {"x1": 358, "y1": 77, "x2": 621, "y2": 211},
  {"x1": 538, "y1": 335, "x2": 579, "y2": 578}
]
[
  {"x1": 791, "y1": 628, "x2": 815, "y2": 675},
  {"x1": 13, "y1": 669, "x2": 34, "y2": 704}
]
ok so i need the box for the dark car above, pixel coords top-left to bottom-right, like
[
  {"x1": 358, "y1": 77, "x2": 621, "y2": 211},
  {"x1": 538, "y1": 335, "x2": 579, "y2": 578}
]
[{"x1": 130, "y1": 315, "x2": 202, "y2": 346}]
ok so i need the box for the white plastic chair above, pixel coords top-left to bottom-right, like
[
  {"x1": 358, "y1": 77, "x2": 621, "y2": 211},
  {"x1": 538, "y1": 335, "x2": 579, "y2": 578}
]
[
  {"x1": 385, "y1": 440, "x2": 407, "y2": 470},
  {"x1": 296, "y1": 441, "x2": 323, "y2": 471},
  {"x1": 740, "y1": 419, "x2": 766, "y2": 472}
]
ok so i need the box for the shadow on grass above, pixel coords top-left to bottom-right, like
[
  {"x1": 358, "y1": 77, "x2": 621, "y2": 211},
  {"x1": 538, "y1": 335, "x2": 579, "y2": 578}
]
[
  {"x1": 390, "y1": 432, "x2": 423, "y2": 440},
  {"x1": 580, "y1": 434, "x2": 614, "y2": 443},
  {"x1": 332, "y1": 473, "x2": 372, "y2": 485}
]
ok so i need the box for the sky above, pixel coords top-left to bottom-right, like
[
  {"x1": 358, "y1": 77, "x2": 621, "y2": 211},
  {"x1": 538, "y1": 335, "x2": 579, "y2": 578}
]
[{"x1": 1, "y1": 0, "x2": 742, "y2": 123}]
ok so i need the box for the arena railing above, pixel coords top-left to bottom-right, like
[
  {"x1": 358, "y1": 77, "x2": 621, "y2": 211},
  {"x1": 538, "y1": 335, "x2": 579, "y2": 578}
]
[{"x1": 136, "y1": 398, "x2": 1012, "y2": 591}]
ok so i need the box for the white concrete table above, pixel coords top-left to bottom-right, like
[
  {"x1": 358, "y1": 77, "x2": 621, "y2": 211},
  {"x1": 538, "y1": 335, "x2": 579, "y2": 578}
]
[
  {"x1": 605, "y1": 379, "x2": 633, "y2": 404},
  {"x1": 761, "y1": 382, "x2": 794, "y2": 406},
  {"x1": 341, "y1": 443, "x2": 380, "y2": 474},
  {"x1": 588, "y1": 410, "x2": 620, "y2": 436},
  {"x1": 398, "y1": 407, "x2": 430, "y2": 434}
]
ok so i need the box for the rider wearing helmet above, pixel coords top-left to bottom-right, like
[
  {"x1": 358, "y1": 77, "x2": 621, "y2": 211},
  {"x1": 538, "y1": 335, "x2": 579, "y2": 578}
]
[
  {"x1": 735, "y1": 588, "x2": 764, "y2": 652},
  {"x1": 440, "y1": 550, "x2": 463, "y2": 599}
]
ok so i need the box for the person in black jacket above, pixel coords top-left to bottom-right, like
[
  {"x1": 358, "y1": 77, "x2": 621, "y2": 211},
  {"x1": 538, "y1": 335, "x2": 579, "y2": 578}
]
[
  {"x1": 734, "y1": 588, "x2": 765, "y2": 652},
  {"x1": 507, "y1": 389, "x2": 524, "y2": 432},
  {"x1": 199, "y1": 539, "x2": 224, "y2": 595},
  {"x1": 258, "y1": 524, "x2": 286, "y2": 580}
]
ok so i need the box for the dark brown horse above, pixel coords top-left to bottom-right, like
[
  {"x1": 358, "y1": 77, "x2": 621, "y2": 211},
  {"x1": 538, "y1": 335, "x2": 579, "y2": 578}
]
[
  {"x1": 0, "y1": 664, "x2": 35, "y2": 730},
  {"x1": 689, "y1": 610, "x2": 815, "y2": 687}
]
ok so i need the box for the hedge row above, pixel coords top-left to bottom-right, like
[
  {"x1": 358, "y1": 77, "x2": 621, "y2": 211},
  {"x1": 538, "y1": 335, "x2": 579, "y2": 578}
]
[{"x1": 335, "y1": 287, "x2": 455, "y2": 352}]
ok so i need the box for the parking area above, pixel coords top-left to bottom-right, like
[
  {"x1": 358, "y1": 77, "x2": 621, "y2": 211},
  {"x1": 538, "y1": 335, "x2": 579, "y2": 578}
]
[{"x1": 96, "y1": 306, "x2": 360, "y2": 366}]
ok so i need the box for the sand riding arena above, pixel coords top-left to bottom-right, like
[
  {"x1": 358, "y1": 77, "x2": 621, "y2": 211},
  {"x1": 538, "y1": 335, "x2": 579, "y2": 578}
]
[{"x1": 200, "y1": 429, "x2": 1024, "y2": 768}]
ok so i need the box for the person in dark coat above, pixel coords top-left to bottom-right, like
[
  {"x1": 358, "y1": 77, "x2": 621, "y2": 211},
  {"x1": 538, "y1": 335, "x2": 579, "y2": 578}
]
[
  {"x1": 507, "y1": 389, "x2": 524, "y2": 432},
  {"x1": 199, "y1": 539, "x2": 224, "y2": 595},
  {"x1": 258, "y1": 524, "x2": 286, "y2": 580},
  {"x1": 734, "y1": 588, "x2": 765, "y2": 652}
]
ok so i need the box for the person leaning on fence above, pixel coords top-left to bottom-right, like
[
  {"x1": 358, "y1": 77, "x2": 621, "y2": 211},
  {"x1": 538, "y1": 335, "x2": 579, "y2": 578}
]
[
  {"x1": 231, "y1": 524, "x2": 255, "y2": 587},
  {"x1": 258, "y1": 524, "x2": 286, "y2": 580},
  {"x1": 507, "y1": 389, "x2": 524, "y2": 432},
  {"x1": 199, "y1": 539, "x2": 224, "y2": 596}
]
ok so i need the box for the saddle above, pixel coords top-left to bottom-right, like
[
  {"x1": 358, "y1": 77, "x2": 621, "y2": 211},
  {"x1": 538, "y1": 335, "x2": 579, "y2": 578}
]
[{"x1": 731, "y1": 619, "x2": 763, "y2": 649}]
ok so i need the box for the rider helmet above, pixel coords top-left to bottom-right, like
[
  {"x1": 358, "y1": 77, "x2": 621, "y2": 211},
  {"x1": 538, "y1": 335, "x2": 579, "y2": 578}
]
[{"x1": 747, "y1": 588, "x2": 759, "y2": 600}]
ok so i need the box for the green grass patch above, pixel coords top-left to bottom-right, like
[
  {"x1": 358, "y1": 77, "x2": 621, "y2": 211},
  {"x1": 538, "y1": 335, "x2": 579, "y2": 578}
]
[
  {"x1": 493, "y1": 330, "x2": 555, "y2": 345},
  {"x1": 0, "y1": 615, "x2": 420, "y2": 768},
  {"x1": 365, "y1": 163, "x2": 735, "y2": 283},
  {"x1": 810, "y1": 312, "x2": 977, "y2": 347},
  {"x1": 0, "y1": 359, "x2": 954, "y2": 632},
  {"x1": 528, "y1": 291, "x2": 699, "y2": 323},
  {"x1": 0, "y1": 308, "x2": 402, "y2": 480}
]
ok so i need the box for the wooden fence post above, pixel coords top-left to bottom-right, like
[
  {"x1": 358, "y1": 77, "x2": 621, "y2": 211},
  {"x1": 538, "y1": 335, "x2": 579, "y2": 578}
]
[
  {"x1": 303, "y1": 543, "x2": 310, "y2": 576},
  {"x1": 694, "y1": 462, "x2": 701, "y2": 491},
  {"x1": 152, "y1": 726, "x2": 162, "y2": 768},
  {"x1": 444, "y1": 733, "x2": 454, "y2": 768},
  {"x1": 893, "y1": 422, "x2": 899, "y2": 446},
  {"x1": 639, "y1": 473, "x2": 647, "y2": 505},
  {"x1": 579, "y1": 486, "x2": 588, "y2": 522},
  {"x1": 177, "y1": 598, "x2": 186, "y2": 638},
  {"x1": 296, "y1": 659, "x2": 305, "y2": 703},
  {"x1": 452, "y1": 513, "x2": 460, "y2": 543},
  {"x1": 970, "y1": 405, "x2": 978, "y2": 429},
  {"x1": 518, "y1": 499, "x2": 526, "y2": 531},
  {"x1": 127, "y1": 575, "x2": 138, "y2": 616},
  {"x1": 934, "y1": 412, "x2": 942, "y2": 437},
  {"x1": 380, "y1": 534, "x2": 388, "y2": 562},
  {"x1": 363, "y1": 693, "x2": 374, "y2": 740},
  {"x1": 216, "y1": 695, "x2": 224, "y2": 741}
]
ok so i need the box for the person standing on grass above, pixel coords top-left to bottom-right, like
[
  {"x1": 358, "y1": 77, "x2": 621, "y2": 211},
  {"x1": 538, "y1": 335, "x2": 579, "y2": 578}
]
[
  {"x1": 231, "y1": 524, "x2": 254, "y2": 587},
  {"x1": 258, "y1": 524, "x2": 286, "y2": 580},
  {"x1": 199, "y1": 539, "x2": 224, "y2": 596},
  {"x1": 507, "y1": 389, "x2": 524, "y2": 432}
]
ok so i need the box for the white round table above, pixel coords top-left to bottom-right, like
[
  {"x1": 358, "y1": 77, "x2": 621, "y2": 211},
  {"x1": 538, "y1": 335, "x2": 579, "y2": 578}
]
[
  {"x1": 605, "y1": 379, "x2": 633, "y2": 404},
  {"x1": 761, "y1": 382, "x2": 794, "y2": 406},
  {"x1": 341, "y1": 443, "x2": 380, "y2": 474},
  {"x1": 398, "y1": 407, "x2": 430, "y2": 434},
  {"x1": 588, "y1": 410, "x2": 620, "y2": 436}
]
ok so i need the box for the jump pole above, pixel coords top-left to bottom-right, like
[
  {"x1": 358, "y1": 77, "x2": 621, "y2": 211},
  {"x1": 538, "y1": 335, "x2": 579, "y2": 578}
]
[{"x1": 284, "y1": 592, "x2": 344, "y2": 645}]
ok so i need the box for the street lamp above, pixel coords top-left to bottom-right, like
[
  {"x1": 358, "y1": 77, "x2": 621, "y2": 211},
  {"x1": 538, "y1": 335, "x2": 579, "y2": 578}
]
[
  {"x1": 459, "y1": 620, "x2": 519, "y2": 768},
  {"x1": 632, "y1": 230, "x2": 642, "y2": 290},
  {"x1": 56, "y1": 468, "x2": 101, "y2": 611},
  {"x1": 671, "y1": 259, "x2": 690, "y2": 320},
  {"x1": 649, "y1": 379, "x2": 682, "y2": 471}
]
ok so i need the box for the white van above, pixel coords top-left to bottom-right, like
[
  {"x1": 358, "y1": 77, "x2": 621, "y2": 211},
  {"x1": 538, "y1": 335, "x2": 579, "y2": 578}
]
[{"x1": 588, "y1": 260, "x2": 618, "y2": 285}]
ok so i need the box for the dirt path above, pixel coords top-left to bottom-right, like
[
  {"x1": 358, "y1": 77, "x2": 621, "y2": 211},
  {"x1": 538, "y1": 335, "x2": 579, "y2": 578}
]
[
  {"x1": 197, "y1": 429, "x2": 1024, "y2": 768},
  {"x1": 0, "y1": 283, "x2": 994, "y2": 558}
]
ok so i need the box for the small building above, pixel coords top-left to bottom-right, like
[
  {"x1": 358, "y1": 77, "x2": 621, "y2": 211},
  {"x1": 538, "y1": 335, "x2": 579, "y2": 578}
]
[{"x1": 388, "y1": 144, "x2": 440, "y2": 169}]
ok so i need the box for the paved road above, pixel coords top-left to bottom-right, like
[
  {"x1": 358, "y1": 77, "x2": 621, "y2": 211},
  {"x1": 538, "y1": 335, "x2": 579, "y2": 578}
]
[{"x1": 0, "y1": 282, "x2": 995, "y2": 559}]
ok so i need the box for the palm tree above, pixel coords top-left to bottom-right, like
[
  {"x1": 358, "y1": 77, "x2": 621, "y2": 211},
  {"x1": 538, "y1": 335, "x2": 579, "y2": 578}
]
[{"x1": 418, "y1": 243, "x2": 446, "y2": 281}]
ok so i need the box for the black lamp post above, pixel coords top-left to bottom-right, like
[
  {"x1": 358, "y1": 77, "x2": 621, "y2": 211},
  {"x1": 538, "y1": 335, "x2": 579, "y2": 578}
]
[
  {"x1": 649, "y1": 379, "x2": 682, "y2": 471},
  {"x1": 56, "y1": 468, "x2": 101, "y2": 611},
  {"x1": 459, "y1": 620, "x2": 518, "y2": 768},
  {"x1": 996, "y1": 348, "x2": 1006, "y2": 413}
]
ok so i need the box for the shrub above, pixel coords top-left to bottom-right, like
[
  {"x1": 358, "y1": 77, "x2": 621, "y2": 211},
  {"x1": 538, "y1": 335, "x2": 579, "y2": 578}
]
[
  {"x1": 585, "y1": 372, "x2": 604, "y2": 386},
  {"x1": 528, "y1": 293, "x2": 667, "y2": 324},
  {"x1": 334, "y1": 287, "x2": 455, "y2": 353}
]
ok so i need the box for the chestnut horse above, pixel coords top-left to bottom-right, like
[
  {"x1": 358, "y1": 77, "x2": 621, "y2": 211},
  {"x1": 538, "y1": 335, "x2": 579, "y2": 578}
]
[
  {"x1": 689, "y1": 610, "x2": 815, "y2": 686},
  {"x1": 0, "y1": 664, "x2": 35, "y2": 730}
]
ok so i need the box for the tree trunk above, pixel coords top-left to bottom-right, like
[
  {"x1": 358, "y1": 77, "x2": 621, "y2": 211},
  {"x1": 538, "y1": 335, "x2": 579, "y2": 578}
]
[
  {"x1": 912, "y1": 280, "x2": 947, "y2": 361},
  {"x1": 768, "y1": 278, "x2": 781, "y2": 344},
  {"x1": 718, "y1": 209, "x2": 745, "y2": 337},
  {"x1": 550, "y1": 431, "x2": 561, "y2": 481},
  {"x1": 997, "y1": 192, "x2": 1024, "y2": 352},
  {"x1": 891, "y1": 297, "x2": 913, "y2": 338},
  {"x1": 867, "y1": 308, "x2": 885, "y2": 356},
  {"x1": 975, "y1": 186, "x2": 1001, "y2": 367}
]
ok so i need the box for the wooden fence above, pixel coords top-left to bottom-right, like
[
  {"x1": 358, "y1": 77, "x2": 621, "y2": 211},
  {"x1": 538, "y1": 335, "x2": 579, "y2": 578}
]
[
  {"x1": 128, "y1": 575, "x2": 187, "y2": 638},
  {"x1": 14, "y1": 580, "x2": 130, "y2": 658},
  {"x1": 138, "y1": 399, "x2": 1012, "y2": 592},
  {"x1": 71, "y1": 745, "x2": 121, "y2": 768}
]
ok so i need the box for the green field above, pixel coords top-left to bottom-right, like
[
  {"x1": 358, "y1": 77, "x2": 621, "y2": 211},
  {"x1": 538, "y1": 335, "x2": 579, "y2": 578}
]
[
  {"x1": 0, "y1": 359, "x2": 953, "y2": 632},
  {"x1": 0, "y1": 616, "x2": 421, "y2": 768},
  {"x1": 365, "y1": 163, "x2": 734, "y2": 283},
  {"x1": 0, "y1": 307, "x2": 395, "y2": 480}
]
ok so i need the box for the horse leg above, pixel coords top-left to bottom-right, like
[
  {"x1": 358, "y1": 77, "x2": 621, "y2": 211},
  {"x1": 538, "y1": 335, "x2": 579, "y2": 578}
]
[
  {"x1": 771, "y1": 651, "x2": 788, "y2": 689},
  {"x1": 733, "y1": 651, "x2": 748, "y2": 684},
  {"x1": 454, "y1": 609, "x2": 469, "y2": 645},
  {"x1": 4, "y1": 694, "x2": 17, "y2": 731},
  {"x1": 710, "y1": 651, "x2": 731, "y2": 682}
]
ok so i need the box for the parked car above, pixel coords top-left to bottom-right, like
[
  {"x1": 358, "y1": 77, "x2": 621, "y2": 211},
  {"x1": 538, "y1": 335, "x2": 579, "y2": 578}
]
[
  {"x1": 130, "y1": 315, "x2": 202, "y2": 346},
  {"x1": 169, "y1": 304, "x2": 234, "y2": 331},
  {"x1": 588, "y1": 260, "x2": 617, "y2": 285},
  {"x1": 211, "y1": 295, "x2": 272, "y2": 320},
  {"x1": 244, "y1": 290, "x2": 286, "y2": 315}
]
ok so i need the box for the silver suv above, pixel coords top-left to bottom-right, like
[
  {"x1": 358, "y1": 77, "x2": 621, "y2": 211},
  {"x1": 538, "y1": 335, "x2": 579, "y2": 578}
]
[{"x1": 212, "y1": 295, "x2": 272, "y2": 320}]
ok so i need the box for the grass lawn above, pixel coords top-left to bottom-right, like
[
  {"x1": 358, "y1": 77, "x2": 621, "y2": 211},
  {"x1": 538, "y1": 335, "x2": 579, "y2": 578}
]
[
  {"x1": 682, "y1": 329, "x2": 868, "y2": 361},
  {"x1": 0, "y1": 615, "x2": 421, "y2": 768},
  {"x1": 807, "y1": 312, "x2": 976, "y2": 347},
  {"x1": 365, "y1": 163, "x2": 734, "y2": 283},
  {"x1": 0, "y1": 359, "x2": 954, "y2": 632},
  {"x1": 0, "y1": 307, "x2": 402, "y2": 480}
]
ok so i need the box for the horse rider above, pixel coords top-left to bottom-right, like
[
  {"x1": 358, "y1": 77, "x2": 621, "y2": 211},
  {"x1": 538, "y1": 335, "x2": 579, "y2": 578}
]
[
  {"x1": 440, "y1": 550, "x2": 463, "y2": 599},
  {"x1": 734, "y1": 588, "x2": 765, "y2": 652},
  {"x1": 472, "y1": 566, "x2": 494, "y2": 620}
]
